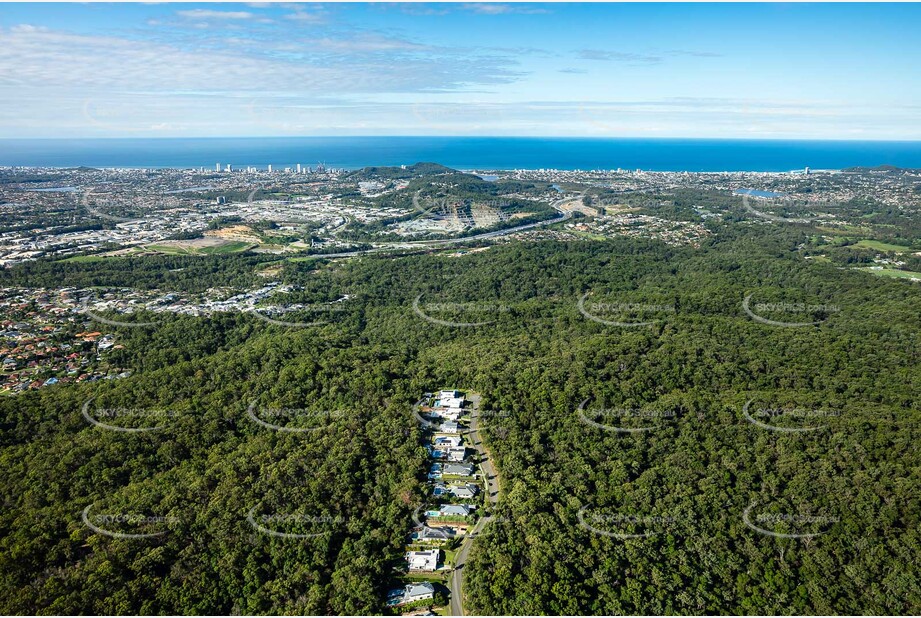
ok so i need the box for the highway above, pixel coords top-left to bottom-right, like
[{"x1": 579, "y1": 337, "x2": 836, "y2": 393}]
[{"x1": 448, "y1": 393, "x2": 501, "y2": 616}]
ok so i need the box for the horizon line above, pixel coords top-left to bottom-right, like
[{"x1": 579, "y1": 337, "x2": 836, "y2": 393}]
[{"x1": 3, "y1": 135, "x2": 921, "y2": 143}]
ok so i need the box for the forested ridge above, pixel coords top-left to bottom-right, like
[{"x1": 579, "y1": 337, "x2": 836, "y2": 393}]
[{"x1": 1, "y1": 216, "x2": 920, "y2": 614}]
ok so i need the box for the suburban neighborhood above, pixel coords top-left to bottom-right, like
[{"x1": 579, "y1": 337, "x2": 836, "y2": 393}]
[{"x1": 386, "y1": 389, "x2": 492, "y2": 615}]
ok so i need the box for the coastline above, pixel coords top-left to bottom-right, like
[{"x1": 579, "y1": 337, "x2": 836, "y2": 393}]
[{"x1": 2, "y1": 136, "x2": 921, "y2": 173}]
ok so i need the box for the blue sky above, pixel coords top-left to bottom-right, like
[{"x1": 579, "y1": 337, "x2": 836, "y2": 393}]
[{"x1": 0, "y1": 2, "x2": 919, "y2": 139}]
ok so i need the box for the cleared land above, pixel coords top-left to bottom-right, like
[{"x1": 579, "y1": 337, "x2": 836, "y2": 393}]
[{"x1": 854, "y1": 239, "x2": 913, "y2": 252}]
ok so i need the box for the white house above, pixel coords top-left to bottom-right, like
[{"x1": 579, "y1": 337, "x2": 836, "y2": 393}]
[
  {"x1": 438, "y1": 390, "x2": 460, "y2": 399},
  {"x1": 438, "y1": 396, "x2": 465, "y2": 409},
  {"x1": 439, "y1": 421, "x2": 459, "y2": 434},
  {"x1": 446, "y1": 446, "x2": 467, "y2": 462},
  {"x1": 406, "y1": 549, "x2": 440, "y2": 571},
  {"x1": 434, "y1": 435, "x2": 463, "y2": 448},
  {"x1": 432, "y1": 408, "x2": 461, "y2": 421}
]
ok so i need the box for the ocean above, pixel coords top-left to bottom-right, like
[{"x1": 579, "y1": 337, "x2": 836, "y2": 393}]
[{"x1": 1, "y1": 137, "x2": 920, "y2": 172}]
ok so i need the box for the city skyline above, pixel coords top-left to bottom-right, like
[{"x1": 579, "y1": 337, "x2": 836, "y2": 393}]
[{"x1": 1, "y1": 2, "x2": 920, "y2": 140}]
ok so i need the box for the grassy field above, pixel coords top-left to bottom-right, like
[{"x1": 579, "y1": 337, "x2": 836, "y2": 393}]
[
  {"x1": 852, "y1": 266, "x2": 921, "y2": 281},
  {"x1": 61, "y1": 254, "x2": 106, "y2": 263},
  {"x1": 854, "y1": 239, "x2": 913, "y2": 252},
  {"x1": 145, "y1": 244, "x2": 197, "y2": 255},
  {"x1": 199, "y1": 241, "x2": 254, "y2": 255},
  {"x1": 569, "y1": 229, "x2": 610, "y2": 242},
  {"x1": 815, "y1": 223, "x2": 875, "y2": 236},
  {"x1": 143, "y1": 240, "x2": 254, "y2": 256}
]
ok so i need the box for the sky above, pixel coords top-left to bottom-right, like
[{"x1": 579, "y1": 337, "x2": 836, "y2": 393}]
[{"x1": 0, "y1": 2, "x2": 919, "y2": 140}]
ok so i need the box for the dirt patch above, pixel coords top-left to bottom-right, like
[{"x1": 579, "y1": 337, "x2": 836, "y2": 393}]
[{"x1": 206, "y1": 225, "x2": 262, "y2": 242}]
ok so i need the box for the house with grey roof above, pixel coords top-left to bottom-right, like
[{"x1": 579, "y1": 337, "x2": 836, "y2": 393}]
[
  {"x1": 443, "y1": 463, "x2": 474, "y2": 477},
  {"x1": 410, "y1": 525, "x2": 455, "y2": 542},
  {"x1": 435, "y1": 504, "x2": 472, "y2": 518},
  {"x1": 448, "y1": 483, "x2": 478, "y2": 499},
  {"x1": 403, "y1": 582, "x2": 435, "y2": 603}
]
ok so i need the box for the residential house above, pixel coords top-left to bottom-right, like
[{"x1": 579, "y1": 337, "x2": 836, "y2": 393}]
[
  {"x1": 403, "y1": 582, "x2": 435, "y2": 603},
  {"x1": 442, "y1": 463, "x2": 474, "y2": 477},
  {"x1": 437, "y1": 396, "x2": 465, "y2": 409},
  {"x1": 446, "y1": 446, "x2": 467, "y2": 462},
  {"x1": 439, "y1": 421, "x2": 459, "y2": 434},
  {"x1": 434, "y1": 435, "x2": 462, "y2": 448},
  {"x1": 433, "y1": 504, "x2": 472, "y2": 518},
  {"x1": 410, "y1": 526, "x2": 454, "y2": 542},
  {"x1": 405, "y1": 549, "x2": 439, "y2": 572},
  {"x1": 449, "y1": 484, "x2": 478, "y2": 499},
  {"x1": 432, "y1": 407, "x2": 461, "y2": 421}
]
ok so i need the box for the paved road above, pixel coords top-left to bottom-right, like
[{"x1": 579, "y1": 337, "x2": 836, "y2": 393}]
[{"x1": 448, "y1": 393, "x2": 500, "y2": 616}]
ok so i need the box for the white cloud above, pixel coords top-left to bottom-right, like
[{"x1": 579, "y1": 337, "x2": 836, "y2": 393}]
[
  {"x1": 460, "y1": 4, "x2": 549, "y2": 15},
  {"x1": 10, "y1": 24, "x2": 49, "y2": 33},
  {"x1": 304, "y1": 34, "x2": 430, "y2": 53},
  {"x1": 176, "y1": 9, "x2": 255, "y2": 20},
  {"x1": 0, "y1": 24, "x2": 518, "y2": 97},
  {"x1": 284, "y1": 11, "x2": 324, "y2": 23},
  {"x1": 578, "y1": 49, "x2": 663, "y2": 64}
]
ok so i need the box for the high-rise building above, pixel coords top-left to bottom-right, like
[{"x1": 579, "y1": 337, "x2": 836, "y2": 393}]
[
  {"x1": 225, "y1": 164, "x2": 232, "y2": 173},
  {"x1": 215, "y1": 163, "x2": 221, "y2": 172},
  {"x1": 296, "y1": 164, "x2": 302, "y2": 174},
  {"x1": 267, "y1": 165, "x2": 273, "y2": 173}
]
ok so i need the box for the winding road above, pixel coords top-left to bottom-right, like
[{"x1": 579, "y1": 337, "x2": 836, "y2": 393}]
[{"x1": 448, "y1": 393, "x2": 501, "y2": 616}]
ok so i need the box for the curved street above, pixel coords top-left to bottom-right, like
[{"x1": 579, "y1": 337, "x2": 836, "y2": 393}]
[{"x1": 448, "y1": 393, "x2": 501, "y2": 616}]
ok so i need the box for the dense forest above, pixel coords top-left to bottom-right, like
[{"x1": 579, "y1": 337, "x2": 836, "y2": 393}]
[{"x1": 1, "y1": 209, "x2": 920, "y2": 614}]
